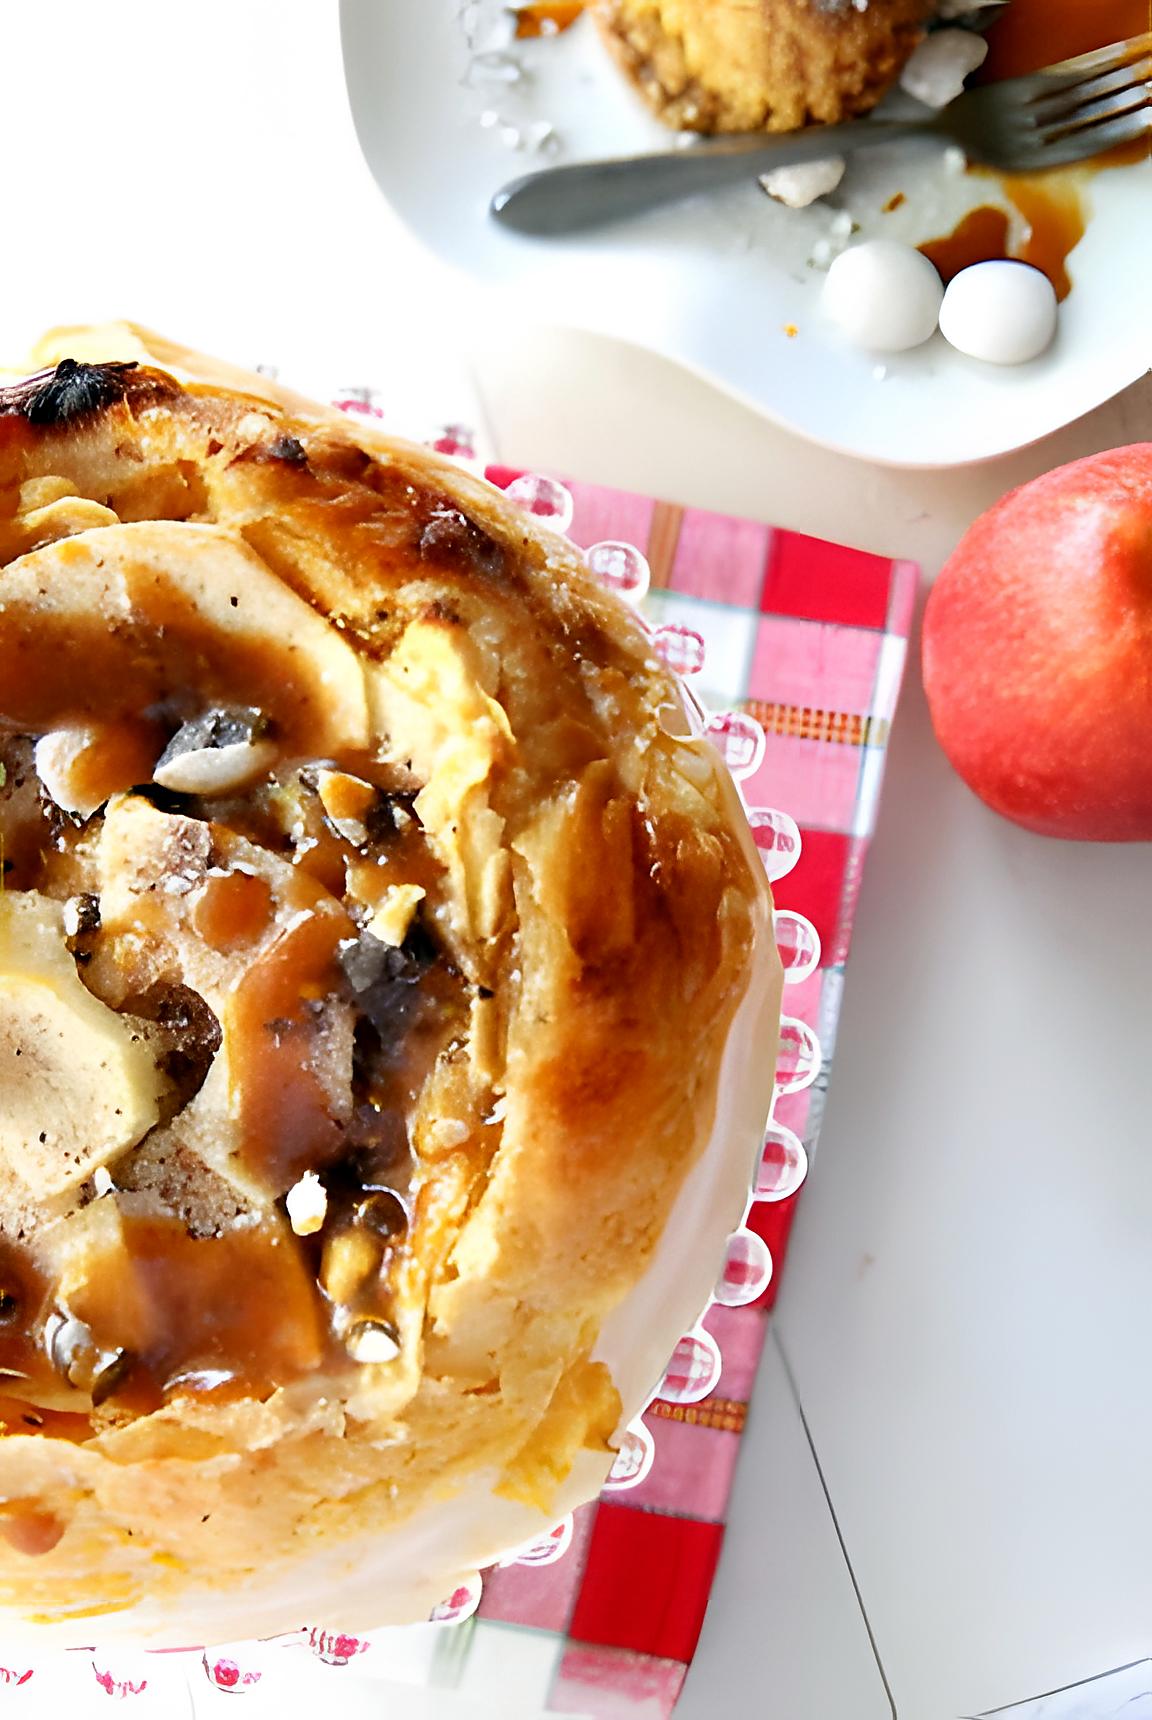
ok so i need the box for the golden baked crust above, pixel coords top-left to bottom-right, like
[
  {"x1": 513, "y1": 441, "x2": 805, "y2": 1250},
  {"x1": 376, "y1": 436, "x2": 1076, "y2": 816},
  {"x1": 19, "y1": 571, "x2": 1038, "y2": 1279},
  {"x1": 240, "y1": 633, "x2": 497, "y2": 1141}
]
[
  {"x1": 595, "y1": 0, "x2": 932, "y2": 132},
  {"x1": 0, "y1": 327, "x2": 781, "y2": 1639}
]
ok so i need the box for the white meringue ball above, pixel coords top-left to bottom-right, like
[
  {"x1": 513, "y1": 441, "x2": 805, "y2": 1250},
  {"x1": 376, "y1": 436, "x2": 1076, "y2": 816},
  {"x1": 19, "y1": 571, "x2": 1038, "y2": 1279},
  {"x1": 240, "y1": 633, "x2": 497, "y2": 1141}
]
[
  {"x1": 821, "y1": 240, "x2": 944, "y2": 353},
  {"x1": 939, "y1": 260, "x2": 1058, "y2": 364}
]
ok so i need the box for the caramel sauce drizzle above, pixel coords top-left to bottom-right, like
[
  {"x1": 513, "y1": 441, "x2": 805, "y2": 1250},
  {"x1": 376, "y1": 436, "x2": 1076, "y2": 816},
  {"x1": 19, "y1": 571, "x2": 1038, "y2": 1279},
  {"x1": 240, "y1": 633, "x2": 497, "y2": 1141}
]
[
  {"x1": 0, "y1": 1220, "x2": 332, "y2": 1419},
  {"x1": 77, "y1": 1215, "x2": 330, "y2": 1411},
  {"x1": 0, "y1": 764, "x2": 469, "y2": 1419},
  {"x1": 190, "y1": 870, "x2": 274, "y2": 952},
  {"x1": 977, "y1": 0, "x2": 1148, "y2": 82},
  {"x1": 919, "y1": 0, "x2": 1149, "y2": 301},
  {"x1": 226, "y1": 888, "x2": 354, "y2": 1191},
  {"x1": 513, "y1": 2, "x2": 586, "y2": 38},
  {"x1": 0, "y1": 450, "x2": 503, "y2": 1428},
  {"x1": 919, "y1": 205, "x2": 1013, "y2": 287}
]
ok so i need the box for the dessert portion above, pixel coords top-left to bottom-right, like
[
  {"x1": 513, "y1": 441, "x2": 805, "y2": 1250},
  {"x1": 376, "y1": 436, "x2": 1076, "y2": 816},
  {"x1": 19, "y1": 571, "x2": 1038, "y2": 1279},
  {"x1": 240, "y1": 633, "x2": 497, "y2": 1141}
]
[
  {"x1": 0, "y1": 328, "x2": 781, "y2": 1641},
  {"x1": 593, "y1": 0, "x2": 934, "y2": 133}
]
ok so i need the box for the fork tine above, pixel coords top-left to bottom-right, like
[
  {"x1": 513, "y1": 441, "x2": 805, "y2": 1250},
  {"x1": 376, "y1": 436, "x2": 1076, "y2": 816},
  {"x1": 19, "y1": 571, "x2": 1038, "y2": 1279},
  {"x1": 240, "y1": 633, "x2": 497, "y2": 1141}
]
[
  {"x1": 1022, "y1": 105, "x2": 1151, "y2": 170},
  {"x1": 1000, "y1": 33, "x2": 1152, "y2": 103},
  {"x1": 1027, "y1": 56, "x2": 1152, "y2": 121},
  {"x1": 1043, "y1": 32, "x2": 1151, "y2": 78},
  {"x1": 1039, "y1": 81, "x2": 1151, "y2": 139}
]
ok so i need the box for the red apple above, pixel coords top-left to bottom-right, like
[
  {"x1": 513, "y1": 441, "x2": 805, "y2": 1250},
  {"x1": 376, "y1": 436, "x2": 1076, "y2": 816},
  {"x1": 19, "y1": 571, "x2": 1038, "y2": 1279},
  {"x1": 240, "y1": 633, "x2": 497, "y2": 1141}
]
[{"x1": 922, "y1": 444, "x2": 1152, "y2": 841}]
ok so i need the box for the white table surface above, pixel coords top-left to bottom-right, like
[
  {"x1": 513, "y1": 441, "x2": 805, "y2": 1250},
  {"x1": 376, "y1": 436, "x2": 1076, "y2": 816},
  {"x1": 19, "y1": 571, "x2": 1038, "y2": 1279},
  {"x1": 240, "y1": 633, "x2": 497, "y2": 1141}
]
[{"x1": 2, "y1": 4, "x2": 1150, "y2": 1716}]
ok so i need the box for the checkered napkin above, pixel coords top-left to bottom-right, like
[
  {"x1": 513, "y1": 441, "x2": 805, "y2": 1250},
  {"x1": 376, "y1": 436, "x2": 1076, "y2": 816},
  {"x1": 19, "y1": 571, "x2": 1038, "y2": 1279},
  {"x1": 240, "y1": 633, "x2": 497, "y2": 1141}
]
[
  {"x1": 7, "y1": 393, "x2": 915, "y2": 1720},
  {"x1": 458, "y1": 468, "x2": 918, "y2": 1720}
]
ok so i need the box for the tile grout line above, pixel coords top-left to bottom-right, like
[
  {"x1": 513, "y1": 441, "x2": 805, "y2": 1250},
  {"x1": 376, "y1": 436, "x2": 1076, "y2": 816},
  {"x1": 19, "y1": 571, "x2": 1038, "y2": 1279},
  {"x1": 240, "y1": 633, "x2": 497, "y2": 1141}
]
[{"x1": 771, "y1": 1325, "x2": 899, "y2": 1720}]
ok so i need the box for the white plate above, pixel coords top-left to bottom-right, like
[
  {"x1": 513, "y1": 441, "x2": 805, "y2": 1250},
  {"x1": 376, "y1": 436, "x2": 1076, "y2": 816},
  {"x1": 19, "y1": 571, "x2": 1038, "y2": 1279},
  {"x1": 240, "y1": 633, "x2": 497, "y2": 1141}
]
[{"x1": 341, "y1": 1, "x2": 1151, "y2": 468}]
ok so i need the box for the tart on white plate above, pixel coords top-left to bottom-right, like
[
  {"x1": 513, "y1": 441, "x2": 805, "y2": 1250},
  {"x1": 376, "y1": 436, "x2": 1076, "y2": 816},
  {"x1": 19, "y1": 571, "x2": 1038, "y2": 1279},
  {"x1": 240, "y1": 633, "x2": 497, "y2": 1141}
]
[{"x1": 0, "y1": 326, "x2": 781, "y2": 1643}]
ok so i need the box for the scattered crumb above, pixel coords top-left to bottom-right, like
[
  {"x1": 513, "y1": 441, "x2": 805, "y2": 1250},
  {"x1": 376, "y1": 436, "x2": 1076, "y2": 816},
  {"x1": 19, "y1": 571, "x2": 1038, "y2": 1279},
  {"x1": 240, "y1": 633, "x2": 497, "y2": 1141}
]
[
  {"x1": 783, "y1": 323, "x2": 799, "y2": 338},
  {"x1": 759, "y1": 157, "x2": 846, "y2": 209},
  {"x1": 900, "y1": 29, "x2": 988, "y2": 108},
  {"x1": 883, "y1": 192, "x2": 906, "y2": 214}
]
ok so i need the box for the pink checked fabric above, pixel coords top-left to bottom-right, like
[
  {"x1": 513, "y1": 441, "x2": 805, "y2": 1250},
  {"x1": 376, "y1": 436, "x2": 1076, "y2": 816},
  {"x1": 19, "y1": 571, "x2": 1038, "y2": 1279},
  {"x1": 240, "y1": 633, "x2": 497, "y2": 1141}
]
[{"x1": 468, "y1": 466, "x2": 918, "y2": 1718}]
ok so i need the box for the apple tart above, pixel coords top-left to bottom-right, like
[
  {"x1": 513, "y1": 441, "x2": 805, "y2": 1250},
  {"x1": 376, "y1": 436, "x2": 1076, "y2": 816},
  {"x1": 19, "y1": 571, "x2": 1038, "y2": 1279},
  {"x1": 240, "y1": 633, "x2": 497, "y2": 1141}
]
[{"x1": 0, "y1": 326, "x2": 781, "y2": 1642}]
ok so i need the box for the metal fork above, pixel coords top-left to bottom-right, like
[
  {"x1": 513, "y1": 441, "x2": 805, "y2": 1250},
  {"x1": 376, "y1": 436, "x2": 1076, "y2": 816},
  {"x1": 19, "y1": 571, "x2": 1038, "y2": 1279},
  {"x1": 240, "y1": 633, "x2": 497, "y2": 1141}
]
[{"x1": 490, "y1": 34, "x2": 1152, "y2": 236}]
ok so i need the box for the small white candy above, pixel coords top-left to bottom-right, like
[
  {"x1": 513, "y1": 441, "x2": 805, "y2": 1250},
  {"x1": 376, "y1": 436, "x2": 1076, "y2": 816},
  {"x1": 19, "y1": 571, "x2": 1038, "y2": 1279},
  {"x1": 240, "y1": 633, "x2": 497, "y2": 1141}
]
[
  {"x1": 822, "y1": 240, "x2": 943, "y2": 352},
  {"x1": 286, "y1": 1171, "x2": 328, "y2": 1237},
  {"x1": 154, "y1": 738, "x2": 276, "y2": 796},
  {"x1": 900, "y1": 29, "x2": 988, "y2": 107},
  {"x1": 939, "y1": 260, "x2": 1058, "y2": 364},
  {"x1": 759, "y1": 156, "x2": 846, "y2": 209},
  {"x1": 345, "y1": 1322, "x2": 401, "y2": 1365}
]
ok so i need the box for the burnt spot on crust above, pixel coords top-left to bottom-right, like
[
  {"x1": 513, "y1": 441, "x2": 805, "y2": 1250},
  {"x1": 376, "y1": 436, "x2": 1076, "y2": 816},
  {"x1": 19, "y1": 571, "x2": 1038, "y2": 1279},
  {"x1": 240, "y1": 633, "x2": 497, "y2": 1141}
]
[
  {"x1": 339, "y1": 920, "x2": 439, "y2": 1038},
  {"x1": 123, "y1": 983, "x2": 223, "y2": 1117},
  {"x1": 0, "y1": 359, "x2": 140, "y2": 427},
  {"x1": 229, "y1": 430, "x2": 317, "y2": 475},
  {"x1": 266, "y1": 434, "x2": 308, "y2": 466},
  {"x1": 422, "y1": 597, "x2": 465, "y2": 628},
  {"x1": 130, "y1": 781, "x2": 209, "y2": 820},
  {"x1": 419, "y1": 504, "x2": 507, "y2": 582}
]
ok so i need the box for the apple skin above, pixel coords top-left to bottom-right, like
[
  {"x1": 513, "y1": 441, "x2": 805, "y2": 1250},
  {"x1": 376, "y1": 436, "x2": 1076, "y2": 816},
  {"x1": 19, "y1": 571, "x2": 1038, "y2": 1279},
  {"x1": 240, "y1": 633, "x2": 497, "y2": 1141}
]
[{"x1": 922, "y1": 444, "x2": 1152, "y2": 842}]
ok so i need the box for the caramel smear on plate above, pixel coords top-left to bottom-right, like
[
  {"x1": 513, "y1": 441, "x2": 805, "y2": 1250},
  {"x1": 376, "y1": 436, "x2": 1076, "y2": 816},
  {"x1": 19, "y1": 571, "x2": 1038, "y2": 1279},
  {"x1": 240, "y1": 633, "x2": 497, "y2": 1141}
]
[
  {"x1": 514, "y1": 2, "x2": 586, "y2": 38},
  {"x1": 919, "y1": 0, "x2": 1149, "y2": 302},
  {"x1": 918, "y1": 192, "x2": 1090, "y2": 306}
]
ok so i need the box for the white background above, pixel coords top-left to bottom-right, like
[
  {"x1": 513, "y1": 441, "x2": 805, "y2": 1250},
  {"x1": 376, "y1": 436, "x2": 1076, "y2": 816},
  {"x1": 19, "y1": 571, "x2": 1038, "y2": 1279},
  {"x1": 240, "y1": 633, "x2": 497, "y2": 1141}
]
[{"x1": 1, "y1": 4, "x2": 1150, "y2": 1716}]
